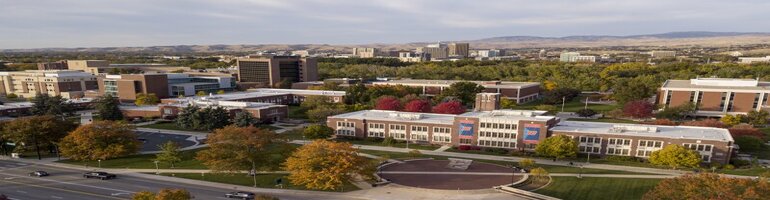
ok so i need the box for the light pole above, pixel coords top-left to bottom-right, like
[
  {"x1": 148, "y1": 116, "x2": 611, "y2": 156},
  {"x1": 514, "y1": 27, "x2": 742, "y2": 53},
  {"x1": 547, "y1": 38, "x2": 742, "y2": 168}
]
[
  {"x1": 154, "y1": 161, "x2": 160, "y2": 174},
  {"x1": 98, "y1": 159, "x2": 102, "y2": 168},
  {"x1": 561, "y1": 97, "x2": 566, "y2": 113},
  {"x1": 405, "y1": 134, "x2": 410, "y2": 149},
  {"x1": 584, "y1": 96, "x2": 589, "y2": 110},
  {"x1": 587, "y1": 152, "x2": 591, "y2": 164},
  {"x1": 578, "y1": 165, "x2": 583, "y2": 179}
]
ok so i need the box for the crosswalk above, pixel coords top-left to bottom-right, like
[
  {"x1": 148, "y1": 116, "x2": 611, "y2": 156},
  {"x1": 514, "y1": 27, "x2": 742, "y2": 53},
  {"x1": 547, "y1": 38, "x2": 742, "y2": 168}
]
[{"x1": 0, "y1": 162, "x2": 28, "y2": 170}]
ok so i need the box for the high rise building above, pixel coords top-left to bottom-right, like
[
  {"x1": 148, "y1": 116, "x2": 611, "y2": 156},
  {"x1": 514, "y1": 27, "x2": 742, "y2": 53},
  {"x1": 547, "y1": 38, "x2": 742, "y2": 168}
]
[
  {"x1": 37, "y1": 60, "x2": 68, "y2": 70},
  {"x1": 0, "y1": 70, "x2": 97, "y2": 98},
  {"x1": 559, "y1": 52, "x2": 596, "y2": 63},
  {"x1": 236, "y1": 55, "x2": 318, "y2": 87},
  {"x1": 448, "y1": 43, "x2": 470, "y2": 58}
]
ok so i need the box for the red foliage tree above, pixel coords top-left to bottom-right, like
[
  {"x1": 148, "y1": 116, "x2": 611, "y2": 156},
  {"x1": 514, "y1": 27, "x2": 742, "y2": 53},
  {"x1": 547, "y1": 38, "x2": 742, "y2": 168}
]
[
  {"x1": 403, "y1": 99, "x2": 432, "y2": 113},
  {"x1": 374, "y1": 96, "x2": 402, "y2": 111},
  {"x1": 623, "y1": 100, "x2": 654, "y2": 118},
  {"x1": 681, "y1": 119, "x2": 726, "y2": 128},
  {"x1": 728, "y1": 128, "x2": 766, "y2": 140},
  {"x1": 432, "y1": 101, "x2": 466, "y2": 114}
]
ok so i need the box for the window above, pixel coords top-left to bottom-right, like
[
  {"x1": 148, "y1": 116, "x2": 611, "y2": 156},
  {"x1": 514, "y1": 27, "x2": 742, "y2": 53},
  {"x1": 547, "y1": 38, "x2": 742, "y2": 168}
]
[
  {"x1": 433, "y1": 127, "x2": 451, "y2": 134},
  {"x1": 580, "y1": 136, "x2": 601, "y2": 144},
  {"x1": 608, "y1": 138, "x2": 632, "y2": 146},
  {"x1": 411, "y1": 126, "x2": 428, "y2": 132},
  {"x1": 389, "y1": 124, "x2": 406, "y2": 130},
  {"x1": 432, "y1": 135, "x2": 451, "y2": 143},
  {"x1": 368, "y1": 123, "x2": 385, "y2": 129},
  {"x1": 683, "y1": 143, "x2": 713, "y2": 152},
  {"x1": 459, "y1": 139, "x2": 472, "y2": 145},
  {"x1": 337, "y1": 121, "x2": 355, "y2": 128}
]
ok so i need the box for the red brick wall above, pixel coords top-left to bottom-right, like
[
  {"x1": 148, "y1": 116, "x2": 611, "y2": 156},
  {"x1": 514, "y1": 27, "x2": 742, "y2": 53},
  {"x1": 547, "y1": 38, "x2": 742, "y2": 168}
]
[
  {"x1": 732, "y1": 93, "x2": 758, "y2": 113},
  {"x1": 699, "y1": 92, "x2": 724, "y2": 111}
]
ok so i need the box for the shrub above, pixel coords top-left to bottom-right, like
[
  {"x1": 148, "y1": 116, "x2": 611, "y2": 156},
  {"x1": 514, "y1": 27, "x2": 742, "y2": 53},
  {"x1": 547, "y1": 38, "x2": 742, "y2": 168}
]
[
  {"x1": 735, "y1": 136, "x2": 766, "y2": 152},
  {"x1": 724, "y1": 164, "x2": 735, "y2": 170},
  {"x1": 731, "y1": 159, "x2": 751, "y2": 168},
  {"x1": 458, "y1": 145, "x2": 471, "y2": 151}
]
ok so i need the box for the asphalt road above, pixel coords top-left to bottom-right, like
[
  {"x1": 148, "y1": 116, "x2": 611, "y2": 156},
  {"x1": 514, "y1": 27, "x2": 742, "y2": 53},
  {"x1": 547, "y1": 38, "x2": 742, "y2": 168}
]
[
  {"x1": 135, "y1": 131, "x2": 197, "y2": 152},
  {"x1": 0, "y1": 160, "x2": 360, "y2": 200}
]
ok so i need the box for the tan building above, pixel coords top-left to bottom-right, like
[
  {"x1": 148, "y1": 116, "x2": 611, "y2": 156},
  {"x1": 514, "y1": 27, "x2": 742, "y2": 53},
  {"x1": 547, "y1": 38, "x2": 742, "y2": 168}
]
[
  {"x1": 37, "y1": 61, "x2": 68, "y2": 70},
  {"x1": 448, "y1": 43, "x2": 470, "y2": 58},
  {"x1": 66, "y1": 60, "x2": 110, "y2": 74},
  {"x1": 236, "y1": 55, "x2": 318, "y2": 87},
  {"x1": 0, "y1": 70, "x2": 97, "y2": 98},
  {"x1": 352, "y1": 48, "x2": 378, "y2": 58},
  {"x1": 372, "y1": 79, "x2": 541, "y2": 104},
  {"x1": 649, "y1": 51, "x2": 677, "y2": 58},
  {"x1": 658, "y1": 78, "x2": 770, "y2": 117},
  {"x1": 97, "y1": 74, "x2": 170, "y2": 102}
]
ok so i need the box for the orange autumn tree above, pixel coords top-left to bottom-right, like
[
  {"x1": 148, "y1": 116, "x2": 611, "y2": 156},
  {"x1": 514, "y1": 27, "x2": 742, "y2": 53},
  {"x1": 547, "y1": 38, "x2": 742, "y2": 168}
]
[
  {"x1": 284, "y1": 140, "x2": 370, "y2": 191},
  {"x1": 59, "y1": 121, "x2": 140, "y2": 161},
  {"x1": 643, "y1": 173, "x2": 770, "y2": 200}
]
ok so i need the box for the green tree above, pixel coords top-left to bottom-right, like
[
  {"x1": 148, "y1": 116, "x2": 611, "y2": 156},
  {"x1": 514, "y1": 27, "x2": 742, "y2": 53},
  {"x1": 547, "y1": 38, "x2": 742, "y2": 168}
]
[
  {"x1": 575, "y1": 108, "x2": 597, "y2": 118},
  {"x1": 535, "y1": 135, "x2": 578, "y2": 160},
  {"x1": 59, "y1": 121, "x2": 140, "y2": 161},
  {"x1": 734, "y1": 136, "x2": 765, "y2": 152},
  {"x1": 656, "y1": 102, "x2": 696, "y2": 120},
  {"x1": 344, "y1": 83, "x2": 368, "y2": 104},
  {"x1": 746, "y1": 110, "x2": 769, "y2": 126},
  {"x1": 529, "y1": 167, "x2": 549, "y2": 182},
  {"x1": 95, "y1": 94, "x2": 123, "y2": 121},
  {"x1": 196, "y1": 91, "x2": 206, "y2": 96},
  {"x1": 155, "y1": 141, "x2": 182, "y2": 168},
  {"x1": 302, "y1": 124, "x2": 334, "y2": 139},
  {"x1": 175, "y1": 105, "x2": 199, "y2": 129},
  {"x1": 300, "y1": 96, "x2": 332, "y2": 109},
  {"x1": 135, "y1": 93, "x2": 160, "y2": 106},
  {"x1": 284, "y1": 140, "x2": 368, "y2": 191},
  {"x1": 307, "y1": 106, "x2": 347, "y2": 123},
  {"x1": 196, "y1": 126, "x2": 285, "y2": 187},
  {"x1": 232, "y1": 111, "x2": 257, "y2": 127},
  {"x1": 30, "y1": 93, "x2": 74, "y2": 117},
  {"x1": 500, "y1": 98, "x2": 517, "y2": 109},
  {"x1": 612, "y1": 78, "x2": 657, "y2": 104},
  {"x1": 436, "y1": 81, "x2": 484, "y2": 106},
  {"x1": 216, "y1": 90, "x2": 225, "y2": 95},
  {"x1": 518, "y1": 158, "x2": 535, "y2": 169},
  {"x1": 649, "y1": 145, "x2": 701, "y2": 169},
  {"x1": 1, "y1": 115, "x2": 76, "y2": 160},
  {"x1": 720, "y1": 114, "x2": 744, "y2": 127}
]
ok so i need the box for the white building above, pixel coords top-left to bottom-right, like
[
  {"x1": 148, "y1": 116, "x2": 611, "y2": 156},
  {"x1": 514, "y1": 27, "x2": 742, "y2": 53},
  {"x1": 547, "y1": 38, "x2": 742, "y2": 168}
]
[{"x1": 738, "y1": 56, "x2": 770, "y2": 64}]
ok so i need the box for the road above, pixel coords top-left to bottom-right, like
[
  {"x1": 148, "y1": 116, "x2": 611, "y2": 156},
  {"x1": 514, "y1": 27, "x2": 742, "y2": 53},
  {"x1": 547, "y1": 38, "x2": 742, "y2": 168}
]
[{"x1": 0, "y1": 159, "x2": 362, "y2": 200}]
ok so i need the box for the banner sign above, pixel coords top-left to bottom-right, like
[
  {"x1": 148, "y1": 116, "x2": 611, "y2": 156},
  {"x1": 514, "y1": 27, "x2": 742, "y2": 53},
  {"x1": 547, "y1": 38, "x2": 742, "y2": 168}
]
[
  {"x1": 523, "y1": 124, "x2": 542, "y2": 144},
  {"x1": 458, "y1": 120, "x2": 474, "y2": 139}
]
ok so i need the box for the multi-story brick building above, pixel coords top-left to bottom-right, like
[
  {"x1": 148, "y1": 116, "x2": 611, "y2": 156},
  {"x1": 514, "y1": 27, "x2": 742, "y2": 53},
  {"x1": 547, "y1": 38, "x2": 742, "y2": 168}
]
[
  {"x1": 121, "y1": 98, "x2": 287, "y2": 122},
  {"x1": 96, "y1": 73, "x2": 236, "y2": 102},
  {"x1": 327, "y1": 93, "x2": 735, "y2": 164},
  {"x1": 658, "y1": 78, "x2": 770, "y2": 117},
  {"x1": 0, "y1": 70, "x2": 97, "y2": 98},
  {"x1": 372, "y1": 79, "x2": 541, "y2": 104}
]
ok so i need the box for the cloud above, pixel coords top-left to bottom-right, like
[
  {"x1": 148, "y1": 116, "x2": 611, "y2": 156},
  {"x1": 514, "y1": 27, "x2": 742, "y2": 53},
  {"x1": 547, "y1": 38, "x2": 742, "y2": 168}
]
[{"x1": 0, "y1": 0, "x2": 769, "y2": 48}]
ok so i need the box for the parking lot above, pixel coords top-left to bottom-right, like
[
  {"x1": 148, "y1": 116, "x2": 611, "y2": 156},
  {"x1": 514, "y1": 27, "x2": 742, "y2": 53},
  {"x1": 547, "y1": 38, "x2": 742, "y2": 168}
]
[{"x1": 135, "y1": 131, "x2": 197, "y2": 152}]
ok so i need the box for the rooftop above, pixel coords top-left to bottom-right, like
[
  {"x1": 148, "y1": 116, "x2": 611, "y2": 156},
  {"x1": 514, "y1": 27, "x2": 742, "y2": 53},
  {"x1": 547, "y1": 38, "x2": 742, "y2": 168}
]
[
  {"x1": 459, "y1": 110, "x2": 555, "y2": 121},
  {"x1": 662, "y1": 78, "x2": 770, "y2": 91},
  {"x1": 329, "y1": 110, "x2": 457, "y2": 125},
  {"x1": 248, "y1": 88, "x2": 346, "y2": 96},
  {"x1": 551, "y1": 121, "x2": 733, "y2": 142},
  {"x1": 372, "y1": 79, "x2": 540, "y2": 89}
]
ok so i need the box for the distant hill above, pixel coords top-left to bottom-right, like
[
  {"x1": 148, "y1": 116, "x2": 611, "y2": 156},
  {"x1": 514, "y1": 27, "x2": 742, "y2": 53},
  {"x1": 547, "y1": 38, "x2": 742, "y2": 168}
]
[{"x1": 3, "y1": 32, "x2": 770, "y2": 53}]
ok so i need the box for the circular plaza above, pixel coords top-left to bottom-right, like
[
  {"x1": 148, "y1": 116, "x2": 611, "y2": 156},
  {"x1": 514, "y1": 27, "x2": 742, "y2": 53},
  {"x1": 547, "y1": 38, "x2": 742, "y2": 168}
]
[{"x1": 377, "y1": 159, "x2": 524, "y2": 190}]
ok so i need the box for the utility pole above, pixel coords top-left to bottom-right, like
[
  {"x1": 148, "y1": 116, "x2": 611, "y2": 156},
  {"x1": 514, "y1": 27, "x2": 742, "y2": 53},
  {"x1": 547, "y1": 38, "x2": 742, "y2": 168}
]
[{"x1": 561, "y1": 97, "x2": 566, "y2": 112}]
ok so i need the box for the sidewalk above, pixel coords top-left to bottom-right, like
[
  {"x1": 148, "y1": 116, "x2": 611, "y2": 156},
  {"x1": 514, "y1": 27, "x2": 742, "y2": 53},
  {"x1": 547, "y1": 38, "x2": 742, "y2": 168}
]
[{"x1": 290, "y1": 140, "x2": 715, "y2": 176}]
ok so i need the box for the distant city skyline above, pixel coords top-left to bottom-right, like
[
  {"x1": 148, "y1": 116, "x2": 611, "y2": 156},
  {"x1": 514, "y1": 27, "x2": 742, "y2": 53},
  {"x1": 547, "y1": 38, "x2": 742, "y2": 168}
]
[{"x1": 2, "y1": 0, "x2": 769, "y2": 49}]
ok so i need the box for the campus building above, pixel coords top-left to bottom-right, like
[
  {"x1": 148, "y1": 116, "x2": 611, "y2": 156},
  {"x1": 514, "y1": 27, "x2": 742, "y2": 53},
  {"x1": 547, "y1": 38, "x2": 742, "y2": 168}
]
[
  {"x1": 352, "y1": 48, "x2": 378, "y2": 58},
  {"x1": 0, "y1": 70, "x2": 98, "y2": 98},
  {"x1": 236, "y1": 55, "x2": 318, "y2": 87},
  {"x1": 327, "y1": 93, "x2": 734, "y2": 164},
  {"x1": 448, "y1": 43, "x2": 470, "y2": 58},
  {"x1": 559, "y1": 52, "x2": 596, "y2": 63},
  {"x1": 372, "y1": 79, "x2": 541, "y2": 104},
  {"x1": 160, "y1": 88, "x2": 345, "y2": 105},
  {"x1": 96, "y1": 73, "x2": 236, "y2": 102},
  {"x1": 738, "y1": 56, "x2": 770, "y2": 64},
  {"x1": 658, "y1": 78, "x2": 770, "y2": 117},
  {"x1": 66, "y1": 60, "x2": 189, "y2": 75},
  {"x1": 649, "y1": 51, "x2": 677, "y2": 58},
  {"x1": 121, "y1": 97, "x2": 288, "y2": 122}
]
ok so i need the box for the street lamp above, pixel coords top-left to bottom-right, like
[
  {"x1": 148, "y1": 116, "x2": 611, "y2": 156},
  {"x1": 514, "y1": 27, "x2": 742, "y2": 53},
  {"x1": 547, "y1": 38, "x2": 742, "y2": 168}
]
[
  {"x1": 98, "y1": 160, "x2": 102, "y2": 168},
  {"x1": 154, "y1": 161, "x2": 160, "y2": 174}
]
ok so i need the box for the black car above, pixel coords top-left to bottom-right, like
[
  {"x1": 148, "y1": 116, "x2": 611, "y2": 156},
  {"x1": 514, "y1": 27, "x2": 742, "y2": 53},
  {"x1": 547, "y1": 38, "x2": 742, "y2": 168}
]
[
  {"x1": 28, "y1": 171, "x2": 49, "y2": 177},
  {"x1": 225, "y1": 191, "x2": 255, "y2": 199},
  {"x1": 83, "y1": 172, "x2": 116, "y2": 180}
]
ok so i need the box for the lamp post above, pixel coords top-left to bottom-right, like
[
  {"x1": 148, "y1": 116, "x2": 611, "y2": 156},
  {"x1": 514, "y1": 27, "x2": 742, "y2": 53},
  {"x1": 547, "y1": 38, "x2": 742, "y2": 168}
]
[
  {"x1": 561, "y1": 97, "x2": 566, "y2": 112},
  {"x1": 97, "y1": 159, "x2": 102, "y2": 168},
  {"x1": 154, "y1": 161, "x2": 160, "y2": 174},
  {"x1": 587, "y1": 152, "x2": 591, "y2": 164}
]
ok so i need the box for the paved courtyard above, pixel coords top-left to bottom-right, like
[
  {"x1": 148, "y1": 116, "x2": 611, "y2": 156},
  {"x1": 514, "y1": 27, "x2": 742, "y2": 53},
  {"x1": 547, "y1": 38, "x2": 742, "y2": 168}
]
[
  {"x1": 135, "y1": 131, "x2": 197, "y2": 152},
  {"x1": 378, "y1": 159, "x2": 523, "y2": 190}
]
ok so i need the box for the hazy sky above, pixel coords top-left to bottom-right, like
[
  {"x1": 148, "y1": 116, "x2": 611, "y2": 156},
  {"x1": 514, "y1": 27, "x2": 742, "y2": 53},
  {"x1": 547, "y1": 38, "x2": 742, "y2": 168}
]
[{"x1": 2, "y1": 0, "x2": 769, "y2": 49}]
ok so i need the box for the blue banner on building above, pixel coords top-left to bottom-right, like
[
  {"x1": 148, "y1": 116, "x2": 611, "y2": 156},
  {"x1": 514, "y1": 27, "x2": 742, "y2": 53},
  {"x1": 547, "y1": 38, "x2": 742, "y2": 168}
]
[{"x1": 523, "y1": 124, "x2": 541, "y2": 144}]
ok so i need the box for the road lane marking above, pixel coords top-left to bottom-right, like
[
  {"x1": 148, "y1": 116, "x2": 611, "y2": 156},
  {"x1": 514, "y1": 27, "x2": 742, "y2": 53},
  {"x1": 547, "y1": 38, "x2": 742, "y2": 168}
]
[
  {"x1": 0, "y1": 172, "x2": 134, "y2": 194},
  {"x1": 51, "y1": 196, "x2": 63, "y2": 199},
  {"x1": 111, "y1": 192, "x2": 131, "y2": 196},
  {"x1": 16, "y1": 190, "x2": 27, "y2": 193},
  {"x1": 2, "y1": 179, "x2": 124, "y2": 200}
]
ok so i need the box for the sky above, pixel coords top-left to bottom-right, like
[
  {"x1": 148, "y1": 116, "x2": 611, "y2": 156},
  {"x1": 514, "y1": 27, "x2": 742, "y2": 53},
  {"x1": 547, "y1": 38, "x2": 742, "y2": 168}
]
[{"x1": 1, "y1": 0, "x2": 769, "y2": 49}]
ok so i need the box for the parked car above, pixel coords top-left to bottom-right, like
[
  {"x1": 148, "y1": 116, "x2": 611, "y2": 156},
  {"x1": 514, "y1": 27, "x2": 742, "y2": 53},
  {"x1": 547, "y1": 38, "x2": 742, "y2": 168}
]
[
  {"x1": 83, "y1": 172, "x2": 116, "y2": 180},
  {"x1": 225, "y1": 191, "x2": 255, "y2": 199},
  {"x1": 28, "y1": 171, "x2": 49, "y2": 177}
]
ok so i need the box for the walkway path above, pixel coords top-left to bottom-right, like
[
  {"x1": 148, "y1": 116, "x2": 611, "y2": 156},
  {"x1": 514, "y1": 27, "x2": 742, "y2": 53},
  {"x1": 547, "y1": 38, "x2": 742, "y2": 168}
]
[
  {"x1": 433, "y1": 145, "x2": 452, "y2": 152},
  {"x1": 379, "y1": 171, "x2": 677, "y2": 179}
]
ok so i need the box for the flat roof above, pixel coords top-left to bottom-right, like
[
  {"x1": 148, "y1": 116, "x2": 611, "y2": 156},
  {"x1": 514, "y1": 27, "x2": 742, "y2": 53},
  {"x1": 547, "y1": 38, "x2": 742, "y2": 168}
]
[
  {"x1": 551, "y1": 121, "x2": 733, "y2": 142},
  {"x1": 248, "y1": 88, "x2": 346, "y2": 96},
  {"x1": 120, "y1": 105, "x2": 159, "y2": 111},
  {"x1": 372, "y1": 79, "x2": 540, "y2": 89},
  {"x1": 163, "y1": 91, "x2": 286, "y2": 102},
  {"x1": 459, "y1": 110, "x2": 555, "y2": 122},
  {"x1": 0, "y1": 102, "x2": 34, "y2": 110},
  {"x1": 662, "y1": 79, "x2": 770, "y2": 91},
  {"x1": 329, "y1": 110, "x2": 457, "y2": 125}
]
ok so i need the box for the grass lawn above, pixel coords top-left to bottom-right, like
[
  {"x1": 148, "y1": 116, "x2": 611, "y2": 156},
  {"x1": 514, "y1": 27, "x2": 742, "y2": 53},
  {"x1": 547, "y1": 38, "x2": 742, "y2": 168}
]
[
  {"x1": 280, "y1": 128, "x2": 306, "y2": 140},
  {"x1": 719, "y1": 168, "x2": 770, "y2": 176},
  {"x1": 336, "y1": 138, "x2": 441, "y2": 151},
  {"x1": 514, "y1": 96, "x2": 620, "y2": 113},
  {"x1": 536, "y1": 177, "x2": 661, "y2": 200},
  {"x1": 140, "y1": 121, "x2": 279, "y2": 131},
  {"x1": 156, "y1": 173, "x2": 359, "y2": 192},
  {"x1": 288, "y1": 106, "x2": 308, "y2": 119},
  {"x1": 57, "y1": 148, "x2": 208, "y2": 169},
  {"x1": 357, "y1": 149, "x2": 652, "y2": 174}
]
